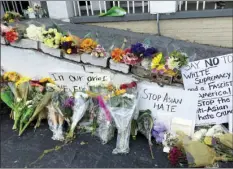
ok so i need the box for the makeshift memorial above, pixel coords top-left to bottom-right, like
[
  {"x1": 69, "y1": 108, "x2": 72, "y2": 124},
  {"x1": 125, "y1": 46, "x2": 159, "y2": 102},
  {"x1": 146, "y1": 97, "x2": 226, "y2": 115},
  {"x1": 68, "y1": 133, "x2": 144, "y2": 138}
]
[{"x1": 2, "y1": 11, "x2": 22, "y2": 23}]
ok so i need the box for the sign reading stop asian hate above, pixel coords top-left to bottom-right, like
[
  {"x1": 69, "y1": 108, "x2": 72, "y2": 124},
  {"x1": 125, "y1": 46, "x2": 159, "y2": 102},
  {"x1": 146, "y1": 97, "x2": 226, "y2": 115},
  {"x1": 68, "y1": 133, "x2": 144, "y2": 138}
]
[{"x1": 182, "y1": 54, "x2": 233, "y2": 125}]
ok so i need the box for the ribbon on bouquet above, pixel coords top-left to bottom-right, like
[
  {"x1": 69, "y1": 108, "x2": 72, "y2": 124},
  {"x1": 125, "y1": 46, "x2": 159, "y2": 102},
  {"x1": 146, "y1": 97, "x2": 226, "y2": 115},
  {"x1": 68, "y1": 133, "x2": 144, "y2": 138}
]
[{"x1": 97, "y1": 95, "x2": 111, "y2": 122}]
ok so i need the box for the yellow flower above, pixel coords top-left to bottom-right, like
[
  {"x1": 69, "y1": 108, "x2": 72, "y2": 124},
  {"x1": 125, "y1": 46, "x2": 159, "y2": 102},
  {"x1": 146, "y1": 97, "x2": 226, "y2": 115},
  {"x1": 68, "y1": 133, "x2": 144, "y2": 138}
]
[
  {"x1": 4, "y1": 13, "x2": 9, "y2": 18},
  {"x1": 151, "y1": 52, "x2": 163, "y2": 69},
  {"x1": 39, "y1": 77, "x2": 55, "y2": 84},
  {"x1": 67, "y1": 48, "x2": 72, "y2": 54},
  {"x1": 204, "y1": 136, "x2": 212, "y2": 146},
  {"x1": 65, "y1": 36, "x2": 72, "y2": 42},
  {"x1": 115, "y1": 89, "x2": 126, "y2": 96},
  {"x1": 3, "y1": 72, "x2": 21, "y2": 82},
  {"x1": 165, "y1": 69, "x2": 177, "y2": 77},
  {"x1": 9, "y1": 19, "x2": 15, "y2": 23},
  {"x1": 15, "y1": 76, "x2": 31, "y2": 87}
]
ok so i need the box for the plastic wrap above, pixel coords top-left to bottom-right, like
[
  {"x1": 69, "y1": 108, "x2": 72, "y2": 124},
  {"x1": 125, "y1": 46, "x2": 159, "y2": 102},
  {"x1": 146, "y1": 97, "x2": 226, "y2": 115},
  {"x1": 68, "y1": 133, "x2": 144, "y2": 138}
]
[
  {"x1": 66, "y1": 92, "x2": 89, "y2": 140},
  {"x1": 47, "y1": 103, "x2": 65, "y2": 141},
  {"x1": 96, "y1": 106, "x2": 115, "y2": 144},
  {"x1": 106, "y1": 94, "x2": 138, "y2": 154}
]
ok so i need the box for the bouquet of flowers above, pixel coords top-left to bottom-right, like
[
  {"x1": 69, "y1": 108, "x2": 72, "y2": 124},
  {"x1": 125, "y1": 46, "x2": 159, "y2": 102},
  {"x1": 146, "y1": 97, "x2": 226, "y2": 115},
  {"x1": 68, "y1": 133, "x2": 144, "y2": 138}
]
[
  {"x1": 42, "y1": 28, "x2": 63, "y2": 48},
  {"x1": 66, "y1": 92, "x2": 89, "y2": 142},
  {"x1": 136, "y1": 109, "x2": 154, "y2": 159},
  {"x1": 111, "y1": 38, "x2": 127, "y2": 63},
  {"x1": 25, "y1": 24, "x2": 45, "y2": 42},
  {"x1": 152, "y1": 121, "x2": 167, "y2": 144},
  {"x1": 60, "y1": 35, "x2": 81, "y2": 54},
  {"x1": 105, "y1": 81, "x2": 138, "y2": 154},
  {"x1": 25, "y1": 3, "x2": 47, "y2": 18},
  {"x1": 2, "y1": 24, "x2": 26, "y2": 43},
  {"x1": 123, "y1": 42, "x2": 158, "y2": 66},
  {"x1": 2, "y1": 11, "x2": 22, "y2": 23},
  {"x1": 91, "y1": 45, "x2": 107, "y2": 58}
]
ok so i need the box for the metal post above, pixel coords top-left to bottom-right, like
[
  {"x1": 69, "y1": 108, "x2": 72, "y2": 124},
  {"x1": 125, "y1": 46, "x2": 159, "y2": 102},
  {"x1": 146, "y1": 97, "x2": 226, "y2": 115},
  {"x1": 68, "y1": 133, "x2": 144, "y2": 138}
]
[{"x1": 157, "y1": 13, "x2": 161, "y2": 36}]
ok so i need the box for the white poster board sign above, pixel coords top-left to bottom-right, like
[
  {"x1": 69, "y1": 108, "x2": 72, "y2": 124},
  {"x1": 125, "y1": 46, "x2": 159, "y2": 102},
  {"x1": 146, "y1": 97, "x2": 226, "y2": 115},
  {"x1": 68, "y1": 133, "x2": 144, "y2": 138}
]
[
  {"x1": 138, "y1": 82, "x2": 198, "y2": 122},
  {"x1": 182, "y1": 54, "x2": 233, "y2": 125},
  {"x1": 150, "y1": 1, "x2": 178, "y2": 14},
  {"x1": 49, "y1": 72, "x2": 111, "y2": 93},
  {"x1": 229, "y1": 113, "x2": 233, "y2": 133}
]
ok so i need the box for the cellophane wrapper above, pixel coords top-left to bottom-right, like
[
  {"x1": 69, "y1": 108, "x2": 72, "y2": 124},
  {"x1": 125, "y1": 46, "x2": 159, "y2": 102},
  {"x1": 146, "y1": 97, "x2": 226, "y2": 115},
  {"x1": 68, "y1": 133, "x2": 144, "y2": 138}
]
[
  {"x1": 47, "y1": 104, "x2": 64, "y2": 141},
  {"x1": 71, "y1": 92, "x2": 90, "y2": 130},
  {"x1": 96, "y1": 106, "x2": 115, "y2": 144},
  {"x1": 106, "y1": 96, "x2": 138, "y2": 154}
]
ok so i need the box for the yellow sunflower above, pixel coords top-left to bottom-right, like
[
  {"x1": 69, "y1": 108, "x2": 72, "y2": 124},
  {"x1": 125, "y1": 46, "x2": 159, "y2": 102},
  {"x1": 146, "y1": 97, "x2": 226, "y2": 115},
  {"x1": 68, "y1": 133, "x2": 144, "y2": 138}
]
[{"x1": 15, "y1": 76, "x2": 31, "y2": 87}]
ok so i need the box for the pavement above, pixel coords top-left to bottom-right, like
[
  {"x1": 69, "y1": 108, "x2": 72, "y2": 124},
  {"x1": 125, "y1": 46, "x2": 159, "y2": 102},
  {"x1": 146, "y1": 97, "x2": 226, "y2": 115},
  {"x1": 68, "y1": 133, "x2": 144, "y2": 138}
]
[{"x1": 1, "y1": 101, "x2": 233, "y2": 168}]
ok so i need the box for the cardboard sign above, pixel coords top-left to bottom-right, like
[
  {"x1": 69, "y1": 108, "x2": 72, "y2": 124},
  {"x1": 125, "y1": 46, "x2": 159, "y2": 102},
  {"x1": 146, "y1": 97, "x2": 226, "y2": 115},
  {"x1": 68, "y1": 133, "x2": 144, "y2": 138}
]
[
  {"x1": 49, "y1": 72, "x2": 111, "y2": 93},
  {"x1": 138, "y1": 82, "x2": 198, "y2": 122},
  {"x1": 182, "y1": 54, "x2": 233, "y2": 125}
]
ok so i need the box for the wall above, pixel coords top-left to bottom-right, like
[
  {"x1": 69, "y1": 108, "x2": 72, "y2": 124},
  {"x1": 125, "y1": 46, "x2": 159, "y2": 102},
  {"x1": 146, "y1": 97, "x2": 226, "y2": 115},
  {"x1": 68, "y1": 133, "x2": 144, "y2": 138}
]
[
  {"x1": 1, "y1": 45, "x2": 136, "y2": 86},
  {"x1": 88, "y1": 17, "x2": 233, "y2": 48}
]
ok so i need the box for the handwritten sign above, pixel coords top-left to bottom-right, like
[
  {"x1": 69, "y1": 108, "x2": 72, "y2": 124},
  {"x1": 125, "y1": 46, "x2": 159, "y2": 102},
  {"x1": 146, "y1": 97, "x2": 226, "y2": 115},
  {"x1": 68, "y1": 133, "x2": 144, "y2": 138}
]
[
  {"x1": 182, "y1": 54, "x2": 233, "y2": 125},
  {"x1": 138, "y1": 82, "x2": 198, "y2": 122},
  {"x1": 229, "y1": 113, "x2": 232, "y2": 133},
  {"x1": 49, "y1": 72, "x2": 111, "y2": 93}
]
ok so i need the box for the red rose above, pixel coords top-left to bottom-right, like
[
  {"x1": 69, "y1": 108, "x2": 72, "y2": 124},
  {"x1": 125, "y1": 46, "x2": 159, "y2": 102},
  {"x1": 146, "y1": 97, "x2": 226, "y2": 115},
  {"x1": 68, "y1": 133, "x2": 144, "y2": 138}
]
[
  {"x1": 131, "y1": 81, "x2": 137, "y2": 87},
  {"x1": 5, "y1": 30, "x2": 18, "y2": 43},
  {"x1": 120, "y1": 84, "x2": 128, "y2": 89}
]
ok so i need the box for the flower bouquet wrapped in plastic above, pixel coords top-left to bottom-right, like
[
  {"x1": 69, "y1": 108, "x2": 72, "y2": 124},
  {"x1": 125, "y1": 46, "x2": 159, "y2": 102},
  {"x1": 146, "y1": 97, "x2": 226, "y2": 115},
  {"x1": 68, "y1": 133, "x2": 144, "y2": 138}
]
[
  {"x1": 96, "y1": 95, "x2": 115, "y2": 144},
  {"x1": 105, "y1": 83, "x2": 139, "y2": 154},
  {"x1": 66, "y1": 92, "x2": 89, "y2": 142}
]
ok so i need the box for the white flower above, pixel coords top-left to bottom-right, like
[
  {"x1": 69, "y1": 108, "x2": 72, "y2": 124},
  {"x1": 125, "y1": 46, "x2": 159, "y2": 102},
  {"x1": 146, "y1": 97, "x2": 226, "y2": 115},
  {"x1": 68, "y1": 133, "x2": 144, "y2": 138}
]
[
  {"x1": 192, "y1": 129, "x2": 207, "y2": 141},
  {"x1": 167, "y1": 57, "x2": 179, "y2": 70},
  {"x1": 26, "y1": 24, "x2": 45, "y2": 41},
  {"x1": 26, "y1": 100, "x2": 33, "y2": 106},
  {"x1": 141, "y1": 58, "x2": 151, "y2": 70},
  {"x1": 205, "y1": 128, "x2": 215, "y2": 137}
]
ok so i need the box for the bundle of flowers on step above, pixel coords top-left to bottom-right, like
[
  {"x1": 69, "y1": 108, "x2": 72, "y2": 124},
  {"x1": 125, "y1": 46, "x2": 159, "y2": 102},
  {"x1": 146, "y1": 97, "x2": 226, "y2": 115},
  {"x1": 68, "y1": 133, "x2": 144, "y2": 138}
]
[
  {"x1": 91, "y1": 45, "x2": 107, "y2": 58},
  {"x1": 2, "y1": 11, "x2": 22, "y2": 23},
  {"x1": 25, "y1": 3, "x2": 47, "y2": 19},
  {"x1": 42, "y1": 28, "x2": 63, "y2": 48},
  {"x1": 1, "y1": 24, "x2": 26, "y2": 43},
  {"x1": 123, "y1": 42, "x2": 158, "y2": 66},
  {"x1": 25, "y1": 24, "x2": 45, "y2": 42},
  {"x1": 60, "y1": 35, "x2": 81, "y2": 54},
  {"x1": 80, "y1": 38, "x2": 98, "y2": 54},
  {"x1": 105, "y1": 81, "x2": 139, "y2": 154},
  {"x1": 111, "y1": 38, "x2": 127, "y2": 63}
]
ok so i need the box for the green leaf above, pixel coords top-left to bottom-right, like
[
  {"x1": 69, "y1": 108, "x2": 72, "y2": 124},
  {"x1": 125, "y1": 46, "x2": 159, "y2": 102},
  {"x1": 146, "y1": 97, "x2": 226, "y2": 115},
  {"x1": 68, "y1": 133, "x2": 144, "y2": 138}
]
[{"x1": 99, "y1": 7, "x2": 126, "y2": 17}]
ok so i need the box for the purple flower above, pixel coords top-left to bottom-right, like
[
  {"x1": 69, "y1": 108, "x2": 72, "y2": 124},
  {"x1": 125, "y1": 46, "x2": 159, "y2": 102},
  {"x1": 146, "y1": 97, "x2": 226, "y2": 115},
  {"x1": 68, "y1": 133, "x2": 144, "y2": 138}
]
[
  {"x1": 64, "y1": 97, "x2": 75, "y2": 108},
  {"x1": 144, "y1": 47, "x2": 158, "y2": 57},
  {"x1": 131, "y1": 43, "x2": 145, "y2": 56},
  {"x1": 152, "y1": 122, "x2": 167, "y2": 143}
]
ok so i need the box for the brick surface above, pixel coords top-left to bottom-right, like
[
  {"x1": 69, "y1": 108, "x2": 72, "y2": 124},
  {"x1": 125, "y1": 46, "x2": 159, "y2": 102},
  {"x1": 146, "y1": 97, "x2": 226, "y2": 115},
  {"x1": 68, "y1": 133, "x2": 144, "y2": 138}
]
[
  {"x1": 81, "y1": 53, "x2": 109, "y2": 68},
  {"x1": 39, "y1": 42, "x2": 61, "y2": 58},
  {"x1": 10, "y1": 39, "x2": 38, "y2": 49},
  {"x1": 109, "y1": 59, "x2": 130, "y2": 74},
  {"x1": 63, "y1": 53, "x2": 81, "y2": 62}
]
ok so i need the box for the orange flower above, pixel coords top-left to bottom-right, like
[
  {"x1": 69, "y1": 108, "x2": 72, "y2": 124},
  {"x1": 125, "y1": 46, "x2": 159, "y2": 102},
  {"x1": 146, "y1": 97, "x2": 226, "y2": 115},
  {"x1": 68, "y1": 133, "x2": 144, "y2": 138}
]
[
  {"x1": 111, "y1": 48, "x2": 124, "y2": 62},
  {"x1": 80, "y1": 38, "x2": 97, "y2": 52}
]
